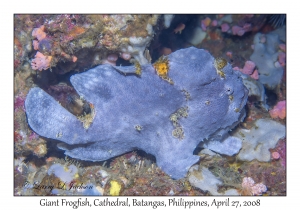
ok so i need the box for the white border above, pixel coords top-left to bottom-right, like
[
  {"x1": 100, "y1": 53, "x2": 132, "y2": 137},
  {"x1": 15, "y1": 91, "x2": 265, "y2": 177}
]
[{"x1": 3, "y1": 1, "x2": 297, "y2": 209}]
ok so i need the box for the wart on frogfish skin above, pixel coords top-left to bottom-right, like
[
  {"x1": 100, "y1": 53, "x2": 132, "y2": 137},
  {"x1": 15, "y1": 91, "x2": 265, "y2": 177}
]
[
  {"x1": 134, "y1": 125, "x2": 143, "y2": 132},
  {"x1": 134, "y1": 61, "x2": 142, "y2": 76},
  {"x1": 169, "y1": 106, "x2": 189, "y2": 140},
  {"x1": 205, "y1": 100, "x2": 211, "y2": 105},
  {"x1": 172, "y1": 127, "x2": 185, "y2": 140},
  {"x1": 181, "y1": 89, "x2": 191, "y2": 101},
  {"x1": 56, "y1": 131, "x2": 63, "y2": 138},
  {"x1": 77, "y1": 103, "x2": 96, "y2": 129},
  {"x1": 153, "y1": 56, "x2": 174, "y2": 85},
  {"x1": 214, "y1": 57, "x2": 227, "y2": 78}
]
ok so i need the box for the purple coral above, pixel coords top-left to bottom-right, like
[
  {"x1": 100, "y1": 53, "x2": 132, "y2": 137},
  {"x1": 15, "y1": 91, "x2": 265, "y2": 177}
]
[
  {"x1": 38, "y1": 39, "x2": 52, "y2": 54},
  {"x1": 14, "y1": 95, "x2": 25, "y2": 111},
  {"x1": 275, "y1": 139, "x2": 286, "y2": 168}
]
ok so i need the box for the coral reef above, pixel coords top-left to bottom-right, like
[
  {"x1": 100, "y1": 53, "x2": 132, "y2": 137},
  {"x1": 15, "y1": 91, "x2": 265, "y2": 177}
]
[
  {"x1": 217, "y1": 15, "x2": 267, "y2": 36},
  {"x1": 14, "y1": 151, "x2": 208, "y2": 196},
  {"x1": 31, "y1": 52, "x2": 52, "y2": 71},
  {"x1": 14, "y1": 92, "x2": 47, "y2": 158},
  {"x1": 242, "y1": 160, "x2": 286, "y2": 195},
  {"x1": 32, "y1": 25, "x2": 47, "y2": 41},
  {"x1": 240, "y1": 177, "x2": 267, "y2": 196},
  {"x1": 269, "y1": 100, "x2": 286, "y2": 119},
  {"x1": 14, "y1": 14, "x2": 286, "y2": 196},
  {"x1": 14, "y1": 14, "x2": 160, "y2": 75},
  {"x1": 194, "y1": 149, "x2": 285, "y2": 196}
]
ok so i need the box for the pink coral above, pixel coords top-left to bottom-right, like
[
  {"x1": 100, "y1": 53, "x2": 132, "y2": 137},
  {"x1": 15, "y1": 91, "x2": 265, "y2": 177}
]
[
  {"x1": 250, "y1": 70, "x2": 259, "y2": 80},
  {"x1": 32, "y1": 25, "x2": 46, "y2": 41},
  {"x1": 226, "y1": 51, "x2": 232, "y2": 59},
  {"x1": 251, "y1": 183, "x2": 267, "y2": 196},
  {"x1": 271, "y1": 151, "x2": 280, "y2": 160},
  {"x1": 14, "y1": 94, "x2": 26, "y2": 111},
  {"x1": 232, "y1": 25, "x2": 245, "y2": 36},
  {"x1": 32, "y1": 40, "x2": 39, "y2": 50},
  {"x1": 102, "y1": 54, "x2": 118, "y2": 66},
  {"x1": 278, "y1": 52, "x2": 286, "y2": 66},
  {"x1": 29, "y1": 131, "x2": 39, "y2": 141},
  {"x1": 242, "y1": 61, "x2": 256, "y2": 75},
  {"x1": 211, "y1": 20, "x2": 218, "y2": 27},
  {"x1": 221, "y1": 23, "x2": 230, "y2": 32},
  {"x1": 107, "y1": 54, "x2": 118, "y2": 62},
  {"x1": 201, "y1": 17, "x2": 211, "y2": 31},
  {"x1": 269, "y1": 100, "x2": 286, "y2": 119},
  {"x1": 241, "y1": 177, "x2": 267, "y2": 196},
  {"x1": 32, "y1": 25, "x2": 48, "y2": 53},
  {"x1": 72, "y1": 56, "x2": 77, "y2": 63},
  {"x1": 161, "y1": 47, "x2": 172, "y2": 55},
  {"x1": 174, "y1": 23, "x2": 185, "y2": 34},
  {"x1": 237, "y1": 30, "x2": 245, "y2": 36},
  {"x1": 279, "y1": 44, "x2": 286, "y2": 52},
  {"x1": 242, "y1": 177, "x2": 255, "y2": 189},
  {"x1": 233, "y1": 61, "x2": 259, "y2": 79},
  {"x1": 31, "y1": 51, "x2": 52, "y2": 71},
  {"x1": 120, "y1": 52, "x2": 131, "y2": 60},
  {"x1": 242, "y1": 23, "x2": 252, "y2": 31}
]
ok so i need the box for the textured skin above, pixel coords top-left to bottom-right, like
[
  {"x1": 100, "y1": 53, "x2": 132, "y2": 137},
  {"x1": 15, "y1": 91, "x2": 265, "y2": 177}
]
[{"x1": 25, "y1": 47, "x2": 248, "y2": 179}]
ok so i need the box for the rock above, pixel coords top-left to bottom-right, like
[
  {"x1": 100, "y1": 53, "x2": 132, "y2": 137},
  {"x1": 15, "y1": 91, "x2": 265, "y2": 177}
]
[
  {"x1": 233, "y1": 119, "x2": 286, "y2": 162},
  {"x1": 188, "y1": 165, "x2": 222, "y2": 195}
]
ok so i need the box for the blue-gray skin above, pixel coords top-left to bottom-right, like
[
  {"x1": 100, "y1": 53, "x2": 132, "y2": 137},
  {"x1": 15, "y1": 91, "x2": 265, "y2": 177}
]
[{"x1": 25, "y1": 47, "x2": 248, "y2": 179}]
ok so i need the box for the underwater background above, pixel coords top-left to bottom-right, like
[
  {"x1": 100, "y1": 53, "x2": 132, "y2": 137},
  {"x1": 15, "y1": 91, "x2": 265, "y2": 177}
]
[{"x1": 14, "y1": 14, "x2": 286, "y2": 196}]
